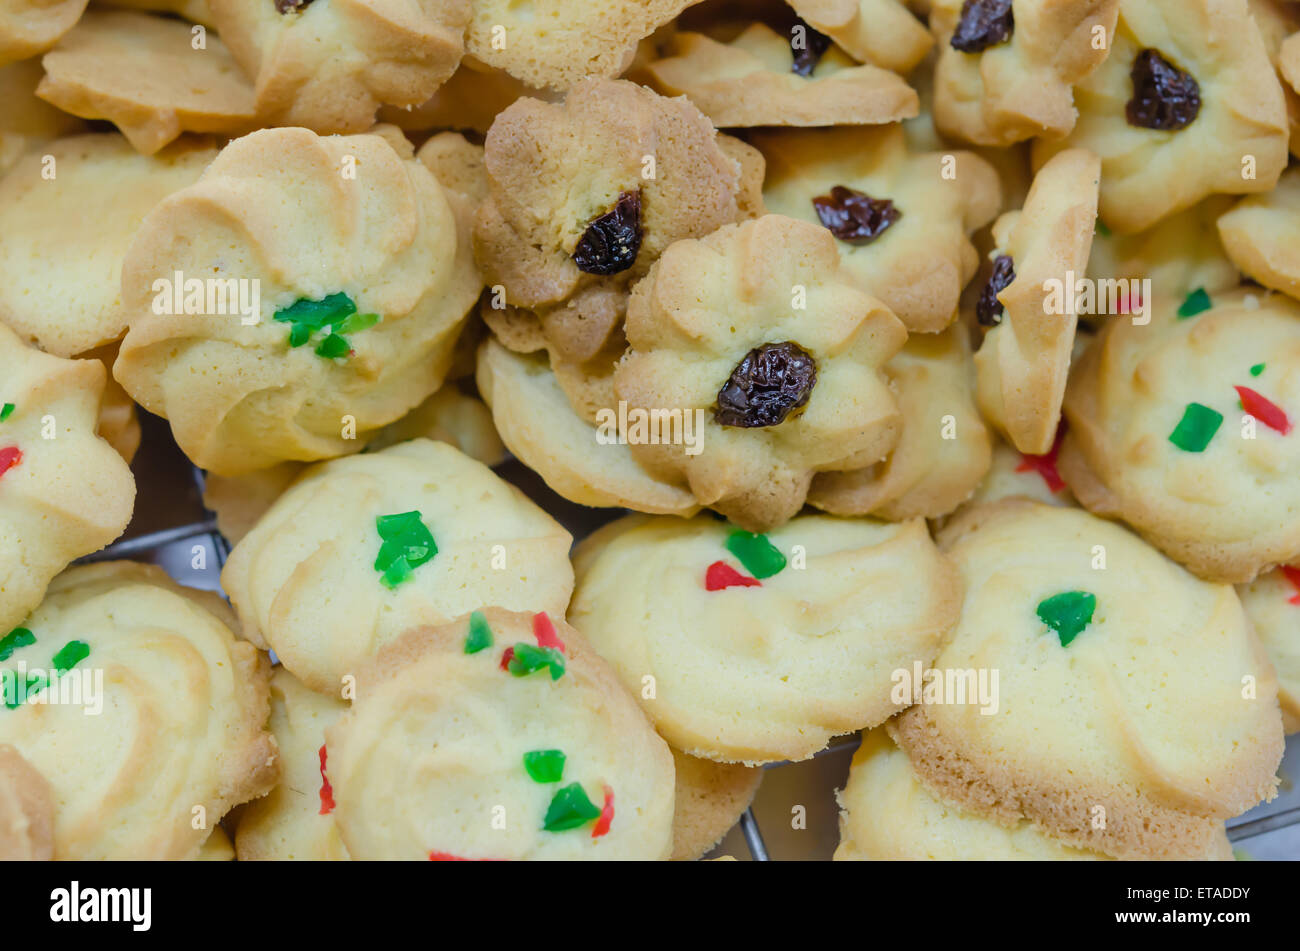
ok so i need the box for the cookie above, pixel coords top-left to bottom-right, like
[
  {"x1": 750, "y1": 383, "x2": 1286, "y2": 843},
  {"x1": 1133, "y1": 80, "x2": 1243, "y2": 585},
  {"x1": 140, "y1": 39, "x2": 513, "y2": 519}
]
[
  {"x1": 0, "y1": 133, "x2": 215, "y2": 358},
  {"x1": 948, "y1": 433, "x2": 1076, "y2": 523},
  {"x1": 234, "y1": 668, "x2": 350, "y2": 861},
  {"x1": 0, "y1": 0, "x2": 85, "y2": 65},
  {"x1": 0, "y1": 323, "x2": 135, "y2": 635},
  {"x1": 85, "y1": 344, "x2": 141, "y2": 464},
  {"x1": 808, "y1": 327, "x2": 992, "y2": 521},
  {"x1": 787, "y1": 0, "x2": 934, "y2": 75},
  {"x1": 113, "y1": 125, "x2": 482, "y2": 475},
  {"x1": 1239, "y1": 566, "x2": 1300, "y2": 733},
  {"x1": 221, "y1": 439, "x2": 574, "y2": 695},
  {"x1": 0, "y1": 745, "x2": 53, "y2": 860},
  {"x1": 37, "y1": 9, "x2": 258, "y2": 154},
  {"x1": 670, "y1": 748, "x2": 761, "y2": 861},
  {"x1": 834, "y1": 728, "x2": 1118, "y2": 860},
  {"x1": 754, "y1": 125, "x2": 1001, "y2": 333},
  {"x1": 466, "y1": 0, "x2": 694, "y2": 91},
  {"x1": 324, "y1": 608, "x2": 676, "y2": 859},
  {"x1": 197, "y1": 826, "x2": 234, "y2": 860},
  {"x1": 613, "y1": 214, "x2": 907, "y2": 531},
  {"x1": 1060, "y1": 286, "x2": 1300, "y2": 582},
  {"x1": 474, "y1": 79, "x2": 759, "y2": 377},
  {"x1": 0, "y1": 561, "x2": 278, "y2": 859},
  {"x1": 0, "y1": 57, "x2": 84, "y2": 174},
  {"x1": 891, "y1": 499, "x2": 1283, "y2": 859},
  {"x1": 1032, "y1": 0, "x2": 1289, "y2": 233},
  {"x1": 209, "y1": 0, "x2": 469, "y2": 134},
  {"x1": 645, "y1": 22, "x2": 919, "y2": 127},
  {"x1": 378, "y1": 56, "x2": 536, "y2": 135},
  {"x1": 1216, "y1": 167, "x2": 1300, "y2": 301},
  {"x1": 1246, "y1": 0, "x2": 1300, "y2": 157},
  {"x1": 100, "y1": 0, "x2": 214, "y2": 25},
  {"x1": 974, "y1": 148, "x2": 1100, "y2": 454},
  {"x1": 929, "y1": 0, "x2": 1119, "y2": 146},
  {"x1": 569, "y1": 513, "x2": 961, "y2": 764}
]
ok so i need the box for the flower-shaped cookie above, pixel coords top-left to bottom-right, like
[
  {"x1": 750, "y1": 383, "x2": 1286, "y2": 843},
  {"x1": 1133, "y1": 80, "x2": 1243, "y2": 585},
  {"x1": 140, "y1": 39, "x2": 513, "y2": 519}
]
[
  {"x1": 1247, "y1": 0, "x2": 1300, "y2": 156},
  {"x1": 1217, "y1": 166, "x2": 1300, "y2": 301},
  {"x1": 209, "y1": 0, "x2": 469, "y2": 134},
  {"x1": 613, "y1": 215, "x2": 908, "y2": 531},
  {"x1": 113, "y1": 125, "x2": 482, "y2": 475},
  {"x1": 974, "y1": 148, "x2": 1100, "y2": 454},
  {"x1": 1033, "y1": 0, "x2": 1289, "y2": 233},
  {"x1": 0, "y1": 0, "x2": 85, "y2": 65},
  {"x1": 221, "y1": 439, "x2": 574, "y2": 695},
  {"x1": 929, "y1": 0, "x2": 1119, "y2": 146},
  {"x1": 809, "y1": 327, "x2": 992, "y2": 520},
  {"x1": 645, "y1": 22, "x2": 919, "y2": 127},
  {"x1": 0, "y1": 562, "x2": 277, "y2": 859},
  {"x1": 0, "y1": 57, "x2": 84, "y2": 174},
  {"x1": 1238, "y1": 565, "x2": 1300, "y2": 734},
  {"x1": 377, "y1": 56, "x2": 535, "y2": 135},
  {"x1": 0, "y1": 133, "x2": 215, "y2": 358},
  {"x1": 0, "y1": 323, "x2": 135, "y2": 635},
  {"x1": 37, "y1": 10, "x2": 258, "y2": 154},
  {"x1": 892, "y1": 500, "x2": 1281, "y2": 859},
  {"x1": 474, "y1": 79, "x2": 761, "y2": 376},
  {"x1": 1061, "y1": 286, "x2": 1300, "y2": 582},
  {"x1": 752, "y1": 125, "x2": 1001, "y2": 333},
  {"x1": 569, "y1": 512, "x2": 961, "y2": 763},
  {"x1": 325, "y1": 608, "x2": 676, "y2": 859},
  {"x1": 787, "y1": 0, "x2": 934, "y2": 74}
]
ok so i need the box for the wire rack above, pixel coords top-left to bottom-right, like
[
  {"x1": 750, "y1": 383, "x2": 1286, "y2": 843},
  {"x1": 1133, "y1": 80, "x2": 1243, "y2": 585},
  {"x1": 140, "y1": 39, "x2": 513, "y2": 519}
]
[{"x1": 82, "y1": 463, "x2": 1300, "y2": 861}]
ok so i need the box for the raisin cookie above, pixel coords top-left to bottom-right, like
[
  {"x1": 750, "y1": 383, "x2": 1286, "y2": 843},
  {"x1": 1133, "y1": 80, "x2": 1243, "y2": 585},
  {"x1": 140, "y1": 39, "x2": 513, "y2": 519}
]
[
  {"x1": 325, "y1": 608, "x2": 676, "y2": 860},
  {"x1": 974, "y1": 148, "x2": 1100, "y2": 454},
  {"x1": 1033, "y1": 0, "x2": 1288, "y2": 233},
  {"x1": 645, "y1": 22, "x2": 919, "y2": 127},
  {"x1": 1216, "y1": 167, "x2": 1300, "y2": 301},
  {"x1": 929, "y1": 0, "x2": 1119, "y2": 146},
  {"x1": 753, "y1": 124, "x2": 1001, "y2": 333},
  {"x1": 891, "y1": 500, "x2": 1282, "y2": 860},
  {"x1": 0, "y1": 324, "x2": 135, "y2": 635},
  {"x1": 569, "y1": 513, "x2": 961, "y2": 764},
  {"x1": 787, "y1": 0, "x2": 934, "y2": 75},
  {"x1": 37, "y1": 10, "x2": 258, "y2": 154},
  {"x1": 209, "y1": 0, "x2": 469, "y2": 134},
  {"x1": 670, "y1": 748, "x2": 761, "y2": 861},
  {"x1": 1060, "y1": 286, "x2": 1300, "y2": 582},
  {"x1": 1238, "y1": 566, "x2": 1300, "y2": 733},
  {"x1": 0, "y1": 133, "x2": 215, "y2": 358},
  {"x1": 114, "y1": 125, "x2": 482, "y2": 475},
  {"x1": 0, "y1": 57, "x2": 84, "y2": 174},
  {"x1": 808, "y1": 327, "x2": 992, "y2": 521},
  {"x1": 613, "y1": 214, "x2": 907, "y2": 531},
  {"x1": 0, "y1": 562, "x2": 277, "y2": 859},
  {"x1": 221, "y1": 439, "x2": 574, "y2": 696},
  {"x1": 0, "y1": 0, "x2": 86, "y2": 65}
]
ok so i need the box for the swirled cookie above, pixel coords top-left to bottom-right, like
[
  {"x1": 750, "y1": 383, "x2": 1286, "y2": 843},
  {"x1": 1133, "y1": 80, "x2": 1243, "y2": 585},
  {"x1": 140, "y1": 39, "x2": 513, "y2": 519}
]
[
  {"x1": 809, "y1": 327, "x2": 992, "y2": 520},
  {"x1": 613, "y1": 214, "x2": 907, "y2": 531},
  {"x1": 113, "y1": 125, "x2": 482, "y2": 475},
  {"x1": 670, "y1": 748, "x2": 761, "y2": 861},
  {"x1": 378, "y1": 56, "x2": 536, "y2": 135},
  {"x1": 974, "y1": 148, "x2": 1100, "y2": 454},
  {"x1": 0, "y1": 561, "x2": 277, "y2": 859},
  {"x1": 1060, "y1": 287, "x2": 1300, "y2": 582},
  {"x1": 36, "y1": 10, "x2": 257, "y2": 154},
  {"x1": 235, "y1": 668, "x2": 350, "y2": 861},
  {"x1": 1033, "y1": 0, "x2": 1288, "y2": 233},
  {"x1": 1217, "y1": 167, "x2": 1300, "y2": 301},
  {"x1": 0, "y1": 133, "x2": 215, "y2": 358},
  {"x1": 0, "y1": 0, "x2": 85, "y2": 65},
  {"x1": 929, "y1": 0, "x2": 1119, "y2": 146},
  {"x1": 209, "y1": 0, "x2": 469, "y2": 134},
  {"x1": 753, "y1": 125, "x2": 1001, "y2": 333},
  {"x1": 787, "y1": 0, "x2": 933, "y2": 75},
  {"x1": 569, "y1": 513, "x2": 961, "y2": 764},
  {"x1": 891, "y1": 500, "x2": 1283, "y2": 859},
  {"x1": 645, "y1": 23, "x2": 919, "y2": 127},
  {"x1": 324, "y1": 608, "x2": 676, "y2": 859},
  {"x1": 0, "y1": 744, "x2": 53, "y2": 860},
  {"x1": 221, "y1": 439, "x2": 574, "y2": 695},
  {"x1": 0, "y1": 323, "x2": 135, "y2": 635},
  {"x1": 1238, "y1": 566, "x2": 1300, "y2": 733},
  {"x1": 0, "y1": 57, "x2": 84, "y2": 175}
]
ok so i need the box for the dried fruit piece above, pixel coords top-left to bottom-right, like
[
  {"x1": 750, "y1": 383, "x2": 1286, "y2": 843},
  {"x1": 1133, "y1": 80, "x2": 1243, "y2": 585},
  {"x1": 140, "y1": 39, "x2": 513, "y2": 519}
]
[
  {"x1": 1177, "y1": 288, "x2": 1211, "y2": 318},
  {"x1": 704, "y1": 562, "x2": 761, "y2": 591},
  {"x1": 725, "y1": 530, "x2": 787, "y2": 579},
  {"x1": 572, "y1": 191, "x2": 642, "y2": 276},
  {"x1": 523, "y1": 749, "x2": 566, "y2": 784},
  {"x1": 811, "y1": 186, "x2": 902, "y2": 245},
  {"x1": 1168, "y1": 402, "x2": 1223, "y2": 452},
  {"x1": 543, "y1": 782, "x2": 602, "y2": 832},
  {"x1": 715, "y1": 342, "x2": 818, "y2": 428},
  {"x1": 976, "y1": 254, "x2": 1015, "y2": 327},
  {"x1": 950, "y1": 0, "x2": 1014, "y2": 53},
  {"x1": 275, "y1": 0, "x2": 315, "y2": 13},
  {"x1": 1036, "y1": 591, "x2": 1096, "y2": 647},
  {"x1": 464, "y1": 611, "x2": 493, "y2": 655},
  {"x1": 1126, "y1": 49, "x2": 1200, "y2": 131},
  {"x1": 790, "y1": 18, "x2": 833, "y2": 77}
]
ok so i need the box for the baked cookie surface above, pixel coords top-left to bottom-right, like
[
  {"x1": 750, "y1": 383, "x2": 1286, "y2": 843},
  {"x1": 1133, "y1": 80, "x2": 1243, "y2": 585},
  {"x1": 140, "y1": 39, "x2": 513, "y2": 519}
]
[
  {"x1": 1238, "y1": 566, "x2": 1300, "y2": 734},
  {"x1": 0, "y1": 0, "x2": 86, "y2": 65},
  {"x1": 788, "y1": 0, "x2": 934, "y2": 75},
  {"x1": 669, "y1": 747, "x2": 761, "y2": 861},
  {"x1": 1217, "y1": 166, "x2": 1300, "y2": 302}
]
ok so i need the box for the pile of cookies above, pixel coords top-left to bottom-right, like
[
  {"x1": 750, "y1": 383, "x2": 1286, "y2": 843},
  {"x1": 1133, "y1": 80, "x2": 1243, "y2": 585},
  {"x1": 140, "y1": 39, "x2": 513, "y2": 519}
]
[{"x1": 0, "y1": 0, "x2": 1297, "y2": 861}]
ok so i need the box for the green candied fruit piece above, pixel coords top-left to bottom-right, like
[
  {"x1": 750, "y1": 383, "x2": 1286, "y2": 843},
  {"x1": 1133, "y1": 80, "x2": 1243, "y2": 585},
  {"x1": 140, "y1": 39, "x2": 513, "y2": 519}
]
[
  {"x1": 725, "y1": 530, "x2": 787, "y2": 579},
  {"x1": 373, "y1": 511, "x2": 437, "y2": 589},
  {"x1": 523, "y1": 749, "x2": 566, "y2": 784},
  {"x1": 336, "y1": 312, "x2": 380, "y2": 335},
  {"x1": 1176, "y1": 288, "x2": 1211, "y2": 318},
  {"x1": 51, "y1": 639, "x2": 89, "y2": 673},
  {"x1": 0, "y1": 403, "x2": 13, "y2": 421},
  {"x1": 1250, "y1": 363, "x2": 1265, "y2": 377},
  {"x1": 274, "y1": 292, "x2": 356, "y2": 330},
  {"x1": 1168, "y1": 402, "x2": 1223, "y2": 452},
  {"x1": 1036, "y1": 591, "x2": 1097, "y2": 647},
  {"x1": 464, "y1": 610, "x2": 494, "y2": 654},
  {"x1": 0, "y1": 627, "x2": 34, "y2": 661},
  {"x1": 542, "y1": 782, "x2": 601, "y2": 832},
  {"x1": 314, "y1": 333, "x2": 351, "y2": 359},
  {"x1": 507, "y1": 643, "x2": 566, "y2": 681}
]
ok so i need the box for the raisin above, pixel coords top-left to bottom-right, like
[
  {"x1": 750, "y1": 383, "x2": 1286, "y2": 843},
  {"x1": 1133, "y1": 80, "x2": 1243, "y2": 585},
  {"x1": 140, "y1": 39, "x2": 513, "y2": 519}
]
[
  {"x1": 790, "y1": 18, "x2": 833, "y2": 77},
  {"x1": 715, "y1": 342, "x2": 818, "y2": 428},
  {"x1": 572, "y1": 191, "x2": 642, "y2": 276},
  {"x1": 977, "y1": 254, "x2": 1016, "y2": 326},
  {"x1": 275, "y1": 0, "x2": 314, "y2": 12},
  {"x1": 1126, "y1": 49, "x2": 1200, "y2": 131},
  {"x1": 812, "y1": 186, "x2": 901, "y2": 245},
  {"x1": 950, "y1": 0, "x2": 1014, "y2": 52}
]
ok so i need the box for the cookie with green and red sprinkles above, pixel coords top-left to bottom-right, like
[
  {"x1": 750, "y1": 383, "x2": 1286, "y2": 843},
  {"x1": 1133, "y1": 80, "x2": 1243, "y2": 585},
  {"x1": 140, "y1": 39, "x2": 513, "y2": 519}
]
[
  {"x1": 1061, "y1": 287, "x2": 1300, "y2": 582},
  {"x1": 324, "y1": 608, "x2": 675, "y2": 859}
]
